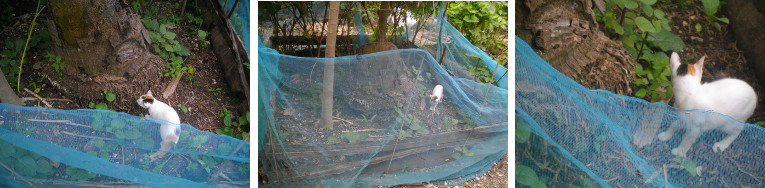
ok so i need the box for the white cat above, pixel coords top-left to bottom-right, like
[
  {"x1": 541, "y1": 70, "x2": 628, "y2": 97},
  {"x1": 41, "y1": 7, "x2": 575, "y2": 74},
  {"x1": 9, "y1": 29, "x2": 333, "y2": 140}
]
[
  {"x1": 658, "y1": 52, "x2": 757, "y2": 157},
  {"x1": 136, "y1": 90, "x2": 181, "y2": 161}
]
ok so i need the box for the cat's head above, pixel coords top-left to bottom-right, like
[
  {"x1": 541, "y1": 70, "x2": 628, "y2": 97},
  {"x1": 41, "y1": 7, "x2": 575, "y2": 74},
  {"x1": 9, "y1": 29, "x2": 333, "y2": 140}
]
[
  {"x1": 670, "y1": 52, "x2": 705, "y2": 87},
  {"x1": 136, "y1": 90, "x2": 155, "y2": 109}
]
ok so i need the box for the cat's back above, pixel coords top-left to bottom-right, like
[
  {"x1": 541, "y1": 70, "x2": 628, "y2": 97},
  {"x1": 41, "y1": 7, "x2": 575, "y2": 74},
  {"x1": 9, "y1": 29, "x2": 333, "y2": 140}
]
[
  {"x1": 698, "y1": 78, "x2": 757, "y2": 121},
  {"x1": 148, "y1": 101, "x2": 181, "y2": 124}
]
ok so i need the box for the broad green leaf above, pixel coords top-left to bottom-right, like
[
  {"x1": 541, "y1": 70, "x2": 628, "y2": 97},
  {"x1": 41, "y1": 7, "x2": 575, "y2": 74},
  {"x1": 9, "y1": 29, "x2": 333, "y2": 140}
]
[
  {"x1": 636, "y1": 88, "x2": 647, "y2": 97},
  {"x1": 159, "y1": 24, "x2": 167, "y2": 34},
  {"x1": 654, "y1": 9, "x2": 665, "y2": 19},
  {"x1": 531, "y1": 181, "x2": 548, "y2": 188},
  {"x1": 36, "y1": 158, "x2": 53, "y2": 175},
  {"x1": 189, "y1": 135, "x2": 210, "y2": 148},
  {"x1": 104, "y1": 91, "x2": 115, "y2": 102},
  {"x1": 682, "y1": 159, "x2": 698, "y2": 176},
  {"x1": 634, "y1": 17, "x2": 656, "y2": 32},
  {"x1": 463, "y1": 15, "x2": 479, "y2": 23},
  {"x1": 701, "y1": 0, "x2": 720, "y2": 16},
  {"x1": 516, "y1": 120, "x2": 530, "y2": 143},
  {"x1": 640, "y1": 0, "x2": 657, "y2": 5},
  {"x1": 718, "y1": 17, "x2": 729, "y2": 24},
  {"x1": 452, "y1": 152, "x2": 462, "y2": 159},
  {"x1": 95, "y1": 103, "x2": 109, "y2": 110},
  {"x1": 712, "y1": 22, "x2": 721, "y2": 31},
  {"x1": 642, "y1": 3, "x2": 653, "y2": 17},
  {"x1": 516, "y1": 164, "x2": 539, "y2": 185},
  {"x1": 648, "y1": 30, "x2": 685, "y2": 52}
]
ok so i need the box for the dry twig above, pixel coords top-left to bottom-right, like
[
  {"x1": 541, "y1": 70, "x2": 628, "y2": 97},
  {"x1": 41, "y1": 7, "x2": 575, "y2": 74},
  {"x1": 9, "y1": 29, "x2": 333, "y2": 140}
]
[{"x1": 24, "y1": 88, "x2": 51, "y2": 108}]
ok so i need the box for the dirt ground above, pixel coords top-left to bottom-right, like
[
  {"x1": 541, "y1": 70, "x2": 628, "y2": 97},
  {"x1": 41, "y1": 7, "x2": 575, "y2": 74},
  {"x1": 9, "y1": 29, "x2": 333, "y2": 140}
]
[{"x1": 0, "y1": 2, "x2": 247, "y2": 134}]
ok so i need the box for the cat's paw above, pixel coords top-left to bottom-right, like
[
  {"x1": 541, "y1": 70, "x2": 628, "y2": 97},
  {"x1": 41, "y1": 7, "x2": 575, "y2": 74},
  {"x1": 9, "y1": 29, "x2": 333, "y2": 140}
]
[
  {"x1": 658, "y1": 132, "x2": 672, "y2": 141},
  {"x1": 671, "y1": 147, "x2": 687, "y2": 157},
  {"x1": 712, "y1": 142, "x2": 730, "y2": 153}
]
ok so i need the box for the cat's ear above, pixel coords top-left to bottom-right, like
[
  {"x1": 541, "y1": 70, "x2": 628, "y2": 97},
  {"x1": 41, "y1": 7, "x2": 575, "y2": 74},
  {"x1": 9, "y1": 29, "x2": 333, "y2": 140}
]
[
  {"x1": 670, "y1": 52, "x2": 681, "y2": 76},
  {"x1": 146, "y1": 90, "x2": 153, "y2": 96},
  {"x1": 693, "y1": 56, "x2": 705, "y2": 77}
]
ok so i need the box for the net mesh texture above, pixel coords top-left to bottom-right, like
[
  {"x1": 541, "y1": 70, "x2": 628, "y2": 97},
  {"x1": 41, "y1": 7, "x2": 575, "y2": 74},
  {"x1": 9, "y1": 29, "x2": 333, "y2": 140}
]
[
  {"x1": 0, "y1": 104, "x2": 249, "y2": 187},
  {"x1": 516, "y1": 36, "x2": 765, "y2": 187},
  {"x1": 258, "y1": 2, "x2": 508, "y2": 187}
]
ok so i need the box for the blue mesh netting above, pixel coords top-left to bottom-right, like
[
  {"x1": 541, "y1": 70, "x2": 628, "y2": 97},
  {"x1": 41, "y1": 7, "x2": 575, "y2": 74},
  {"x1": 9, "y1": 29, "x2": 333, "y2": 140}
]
[
  {"x1": 0, "y1": 104, "x2": 249, "y2": 187},
  {"x1": 516, "y1": 36, "x2": 765, "y2": 187},
  {"x1": 259, "y1": 2, "x2": 507, "y2": 89},
  {"x1": 220, "y1": 0, "x2": 249, "y2": 54},
  {"x1": 257, "y1": 3, "x2": 508, "y2": 186}
]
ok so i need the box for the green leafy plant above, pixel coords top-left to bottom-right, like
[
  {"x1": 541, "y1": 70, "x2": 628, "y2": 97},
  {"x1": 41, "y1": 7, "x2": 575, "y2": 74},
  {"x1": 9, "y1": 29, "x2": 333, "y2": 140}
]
[
  {"x1": 446, "y1": 1, "x2": 508, "y2": 67},
  {"x1": 673, "y1": 156, "x2": 698, "y2": 176},
  {"x1": 516, "y1": 115, "x2": 531, "y2": 143},
  {"x1": 0, "y1": 30, "x2": 50, "y2": 89},
  {"x1": 141, "y1": 18, "x2": 191, "y2": 79},
  {"x1": 88, "y1": 90, "x2": 116, "y2": 110},
  {"x1": 215, "y1": 107, "x2": 248, "y2": 140},
  {"x1": 516, "y1": 164, "x2": 547, "y2": 187},
  {"x1": 177, "y1": 104, "x2": 188, "y2": 114},
  {"x1": 44, "y1": 52, "x2": 66, "y2": 81},
  {"x1": 451, "y1": 146, "x2": 474, "y2": 159},
  {"x1": 208, "y1": 88, "x2": 221, "y2": 95},
  {"x1": 103, "y1": 90, "x2": 116, "y2": 102},
  {"x1": 701, "y1": 0, "x2": 729, "y2": 31},
  {"x1": 592, "y1": 135, "x2": 608, "y2": 152},
  {"x1": 131, "y1": 0, "x2": 147, "y2": 12},
  {"x1": 399, "y1": 160, "x2": 412, "y2": 173},
  {"x1": 395, "y1": 114, "x2": 428, "y2": 138},
  {"x1": 185, "y1": 66, "x2": 197, "y2": 86},
  {"x1": 197, "y1": 30, "x2": 210, "y2": 47},
  {"x1": 340, "y1": 131, "x2": 369, "y2": 143},
  {"x1": 595, "y1": 0, "x2": 684, "y2": 102}
]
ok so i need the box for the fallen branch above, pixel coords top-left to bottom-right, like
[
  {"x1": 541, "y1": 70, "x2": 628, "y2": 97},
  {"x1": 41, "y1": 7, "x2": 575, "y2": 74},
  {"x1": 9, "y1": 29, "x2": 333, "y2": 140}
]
[
  {"x1": 163, "y1": 72, "x2": 183, "y2": 99},
  {"x1": 27, "y1": 119, "x2": 91, "y2": 128},
  {"x1": 24, "y1": 88, "x2": 51, "y2": 108},
  {"x1": 332, "y1": 116, "x2": 353, "y2": 126},
  {"x1": 21, "y1": 97, "x2": 73, "y2": 102},
  {"x1": 61, "y1": 130, "x2": 113, "y2": 140},
  {"x1": 340, "y1": 128, "x2": 381, "y2": 133}
]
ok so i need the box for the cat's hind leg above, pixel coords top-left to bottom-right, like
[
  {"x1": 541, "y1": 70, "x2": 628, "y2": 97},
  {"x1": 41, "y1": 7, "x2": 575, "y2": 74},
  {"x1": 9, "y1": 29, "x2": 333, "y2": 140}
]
[
  {"x1": 671, "y1": 128, "x2": 701, "y2": 157},
  {"x1": 712, "y1": 124, "x2": 743, "y2": 153}
]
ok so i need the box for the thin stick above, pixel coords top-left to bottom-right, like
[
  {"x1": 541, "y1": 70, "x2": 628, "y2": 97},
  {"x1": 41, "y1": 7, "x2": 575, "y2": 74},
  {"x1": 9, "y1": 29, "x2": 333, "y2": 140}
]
[
  {"x1": 664, "y1": 164, "x2": 669, "y2": 187},
  {"x1": 24, "y1": 88, "x2": 51, "y2": 108},
  {"x1": 27, "y1": 119, "x2": 90, "y2": 128},
  {"x1": 21, "y1": 97, "x2": 73, "y2": 102},
  {"x1": 61, "y1": 130, "x2": 113, "y2": 140},
  {"x1": 0, "y1": 160, "x2": 33, "y2": 186},
  {"x1": 332, "y1": 116, "x2": 353, "y2": 126},
  {"x1": 340, "y1": 128, "x2": 380, "y2": 133}
]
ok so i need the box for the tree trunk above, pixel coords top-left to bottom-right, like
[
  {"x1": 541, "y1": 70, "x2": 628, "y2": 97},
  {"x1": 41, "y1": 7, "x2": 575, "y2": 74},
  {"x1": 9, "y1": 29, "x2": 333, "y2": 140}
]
[
  {"x1": 47, "y1": 0, "x2": 164, "y2": 101},
  {"x1": 376, "y1": 2, "x2": 391, "y2": 42},
  {"x1": 320, "y1": 1, "x2": 340, "y2": 130},
  {"x1": 727, "y1": 0, "x2": 765, "y2": 86}
]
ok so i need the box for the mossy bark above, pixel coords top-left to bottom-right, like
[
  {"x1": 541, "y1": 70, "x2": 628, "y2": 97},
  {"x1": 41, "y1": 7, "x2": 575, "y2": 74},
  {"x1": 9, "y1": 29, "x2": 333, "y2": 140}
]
[{"x1": 47, "y1": 0, "x2": 164, "y2": 101}]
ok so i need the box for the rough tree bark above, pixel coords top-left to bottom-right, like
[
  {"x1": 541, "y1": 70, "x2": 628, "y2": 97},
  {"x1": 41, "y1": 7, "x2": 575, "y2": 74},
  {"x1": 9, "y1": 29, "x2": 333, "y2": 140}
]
[
  {"x1": 320, "y1": 1, "x2": 340, "y2": 130},
  {"x1": 727, "y1": 0, "x2": 765, "y2": 86},
  {"x1": 516, "y1": 0, "x2": 635, "y2": 95},
  {"x1": 46, "y1": 0, "x2": 164, "y2": 101}
]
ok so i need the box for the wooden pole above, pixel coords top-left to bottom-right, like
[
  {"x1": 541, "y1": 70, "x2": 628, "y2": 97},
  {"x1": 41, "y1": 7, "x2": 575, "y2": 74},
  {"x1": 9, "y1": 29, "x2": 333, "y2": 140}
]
[{"x1": 320, "y1": 1, "x2": 341, "y2": 130}]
